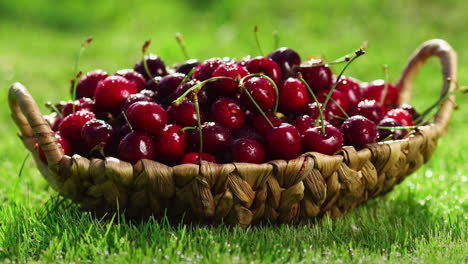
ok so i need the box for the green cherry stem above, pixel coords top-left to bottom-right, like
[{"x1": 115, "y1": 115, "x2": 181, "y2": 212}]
[
  {"x1": 297, "y1": 72, "x2": 326, "y2": 134},
  {"x1": 413, "y1": 88, "x2": 460, "y2": 125},
  {"x1": 141, "y1": 40, "x2": 154, "y2": 80},
  {"x1": 161, "y1": 67, "x2": 196, "y2": 104},
  {"x1": 379, "y1": 65, "x2": 390, "y2": 106},
  {"x1": 71, "y1": 71, "x2": 83, "y2": 112},
  {"x1": 254, "y1": 25, "x2": 264, "y2": 56},
  {"x1": 181, "y1": 126, "x2": 196, "y2": 132},
  {"x1": 70, "y1": 36, "x2": 92, "y2": 100},
  {"x1": 239, "y1": 82, "x2": 274, "y2": 128},
  {"x1": 172, "y1": 76, "x2": 236, "y2": 106},
  {"x1": 377, "y1": 125, "x2": 418, "y2": 130},
  {"x1": 321, "y1": 49, "x2": 365, "y2": 113},
  {"x1": 121, "y1": 111, "x2": 134, "y2": 131},
  {"x1": 176, "y1": 33, "x2": 190, "y2": 60},
  {"x1": 192, "y1": 94, "x2": 203, "y2": 164},
  {"x1": 240, "y1": 73, "x2": 279, "y2": 112},
  {"x1": 273, "y1": 30, "x2": 279, "y2": 49},
  {"x1": 329, "y1": 97, "x2": 350, "y2": 119}
]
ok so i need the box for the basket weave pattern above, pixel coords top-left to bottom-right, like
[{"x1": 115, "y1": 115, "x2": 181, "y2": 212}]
[{"x1": 9, "y1": 39, "x2": 457, "y2": 227}]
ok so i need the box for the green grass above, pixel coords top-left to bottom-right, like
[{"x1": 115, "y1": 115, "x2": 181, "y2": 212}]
[{"x1": 0, "y1": 0, "x2": 467, "y2": 263}]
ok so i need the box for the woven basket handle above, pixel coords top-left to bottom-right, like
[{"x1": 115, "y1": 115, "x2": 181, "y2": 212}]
[
  {"x1": 397, "y1": 39, "x2": 458, "y2": 132},
  {"x1": 8, "y1": 83, "x2": 64, "y2": 165}
]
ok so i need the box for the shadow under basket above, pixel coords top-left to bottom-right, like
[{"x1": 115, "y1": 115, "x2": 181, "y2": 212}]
[{"x1": 8, "y1": 39, "x2": 458, "y2": 227}]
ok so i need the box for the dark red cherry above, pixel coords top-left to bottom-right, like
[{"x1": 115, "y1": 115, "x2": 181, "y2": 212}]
[
  {"x1": 115, "y1": 69, "x2": 146, "y2": 91},
  {"x1": 81, "y1": 119, "x2": 114, "y2": 151},
  {"x1": 349, "y1": 99, "x2": 384, "y2": 124},
  {"x1": 233, "y1": 127, "x2": 264, "y2": 144},
  {"x1": 134, "y1": 54, "x2": 168, "y2": 80},
  {"x1": 231, "y1": 138, "x2": 265, "y2": 164},
  {"x1": 193, "y1": 58, "x2": 225, "y2": 81},
  {"x1": 335, "y1": 76, "x2": 362, "y2": 107},
  {"x1": 126, "y1": 101, "x2": 167, "y2": 136},
  {"x1": 279, "y1": 78, "x2": 310, "y2": 113},
  {"x1": 292, "y1": 115, "x2": 318, "y2": 135},
  {"x1": 361, "y1": 80, "x2": 398, "y2": 111},
  {"x1": 400, "y1": 104, "x2": 420, "y2": 121},
  {"x1": 154, "y1": 73, "x2": 186, "y2": 101},
  {"x1": 211, "y1": 98, "x2": 245, "y2": 131},
  {"x1": 246, "y1": 57, "x2": 282, "y2": 86},
  {"x1": 117, "y1": 132, "x2": 155, "y2": 164},
  {"x1": 268, "y1": 47, "x2": 301, "y2": 79},
  {"x1": 304, "y1": 102, "x2": 322, "y2": 121},
  {"x1": 190, "y1": 122, "x2": 232, "y2": 154},
  {"x1": 251, "y1": 112, "x2": 286, "y2": 136},
  {"x1": 175, "y1": 59, "x2": 201, "y2": 75},
  {"x1": 139, "y1": 89, "x2": 157, "y2": 100},
  {"x1": 302, "y1": 124, "x2": 343, "y2": 155},
  {"x1": 385, "y1": 108, "x2": 413, "y2": 126},
  {"x1": 265, "y1": 123, "x2": 301, "y2": 160},
  {"x1": 377, "y1": 118, "x2": 407, "y2": 141},
  {"x1": 340, "y1": 115, "x2": 379, "y2": 149},
  {"x1": 145, "y1": 76, "x2": 162, "y2": 92},
  {"x1": 167, "y1": 101, "x2": 205, "y2": 127},
  {"x1": 94, "y1": 76, "x2": 139, "y2": 112},
  {"x1": 38, "y1": 132, "x2": 72, "y2": 164},
  {"x1": 240, "y1": 76, "x2": 276, "y2": 112},
  {"x1": 59, "y1": 110, "x2": 96, "y2": 141},
  {"x1": 295, "y1": 59, "x2": 333, "y2": 93},
  {"x1": 62, "y1": 98, "x2": 95, "y2": 117},
  {"x1": 211, "y1": 63, "x2": 249, "y2": 96},
  {"x1": 181, "y1": 152, "x2": 218, "y2": 164},
  {"x1": 120, "y1": 93, "x2": 153, "y2": 112},
  {"x1": 154, "y1": 124, "x2": 188, "y2": 163},
  {"x1": 76, "y1": 70, "x2": 108, "y2": 99},
  {"x1": 173, "y1": 79, "x2": 208, "y2": 106}
]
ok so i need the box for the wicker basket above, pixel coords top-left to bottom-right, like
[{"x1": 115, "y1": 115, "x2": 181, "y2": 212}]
[{"x1": 8, "y1": 39, "x2": 458, "y2": 227}]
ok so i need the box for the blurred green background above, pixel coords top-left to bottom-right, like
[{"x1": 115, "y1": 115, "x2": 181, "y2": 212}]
[{"x1": 0, "y1": 0, "x2": 466, "y2": 262}]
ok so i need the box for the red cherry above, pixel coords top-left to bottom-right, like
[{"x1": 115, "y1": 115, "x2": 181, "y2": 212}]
[
  {"x1": 302, "y1": 124, "x2": 343, "y2": 155},
  {"x1": 134, "y1": 54, "x2": 168, "y2": 80},
  {"x1": 265, "y1": 123, "x2": 301, "y2": 160},
  {"x1": 231, "y1": 138, "x2": 265, "y2": 164},
  {"x1": 335, "y1": 76, "x2": 362, "y2": 107},
  {"x1": 38, "y1": 132, "x2": 72, "y2": 164},
  {"x1": 246, "y1": 57, "x2": 282, "y2": 87},
  {"x1": 292, "y1": 115, "x2": 318, "y2": 135},
  {"x1": 268, "y1": 47, "x2": 301, "y2": 79},
  {"x1": 126, "y1": 101, "x2": 167, "y2": 136},
  {"x1": 233, "y1": 127, "x2": 264, "y2": 144},
  {"x1": 94, "y1": 76, "x2": 138, "y2": 112},
  {"x1": 181, "y1": 152, "x2": 218, "y2": 164},
  {"x1": 377, "y1": 118, "x2": 407, "y2": 141},
  {"x1": 120, "y1": 93, "x2": 153, "y2": 112},
  {"x1": 279, "y1": 78, "x2": 310, "y2": 113},
  {"x1": 117, "y1": 132, "x2": 155, "y2": 164},
  {"x1": 295, "y1": 59, "x2": 333, "y2": 93},
  {"x1": 361, "y1": 80, "x2": 398, "y2": 111},
  {"x1": 251, "y1": 112, "x2": 286, "y2": 136},
  {"x1": 317, "y1": 89, "x2": 350, "y2": 114},
  {"x1": 167, "y1": 101, "x2": 205, "y2": 127},
  {"x1": 154, "y1": 124, "x2": 188, "y2": 163},
  {"x1": 114, "y1": 69, "x2": 146, "y2": 91},
  {"x1": 62, "y1": 98, "x2": 95, "y2": 117},
  {"x1": 349, "y1": 99, "x2": 385, "y2": 124},
  {"x1": 240, "y1": 76, "x2": 277, "y2": 112},
  {"x1": 76, "y1": 70, "x2": 108, "y2": 99},
  {"x1": 155, "y1": 73, "x2": 186, "y2": 101},
  {"x1": 385, "y1": 108, "x2": 413, "y2": 126},
  {"x1": 211, "y1": 63, "x2": 249, "y2": 96},
  {"x1": 190, "y1": 122, "x2": 232, "y2": 154},
  {"x1": 81, "y1": 119, "x2": 114, "y2": 151},
  {"x1": 340, "y1": 115, "x2": 379, "y2": 149},
  {"x1": 210, "y1": 98, "x2": 245, "y2": 131},
  {"x1": 193, "y1": 58, "x2": 225, "y2": 81},
  {"x1": 59, "y1": 110, "x2": 96, "y2": 141}
]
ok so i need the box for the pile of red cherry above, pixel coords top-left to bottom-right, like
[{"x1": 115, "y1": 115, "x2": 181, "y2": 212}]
[{"x1": 39, "y1": 45, "x2": 422, "y2": 166}]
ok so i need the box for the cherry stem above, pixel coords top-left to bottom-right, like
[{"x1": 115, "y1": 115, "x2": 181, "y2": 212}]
[
  {"x1": 161, "y1": 67, "x2": 196, "y2": 104},
  {"x1": 254, "y1": 25, "x2": 264, "y2": 56},
  {"x1": 239, "y1": 82, "x2": 274, "y2": 128},
  {"x1": 322, "y1": 49, "x2": 365, "y2": 113},
  {"x1": 377, "y1": 125, "x2": 417, "y2": 130},
  {"x1": 297, "y1": 72, "x2": 326, "y2": 134},
  {"x1": 193, "y1": 94, "x2": 203, "y2": 164},
  {"x1": 70, "y1": 36, "x2": 92, "y2": 101},
  {"x1": 328, "y1": 96, "x2": 350, "y2": 119},
  {"x1": 46, "y1": 102, "x2": 63, "y2": 118},
  {"x1": 379, "y1": 65, "x2": 390, "y2": 106},
  {"x1": 71, "y1": 71, "x2": 83, "y2": 112},
  {"x1": 181, "y1": 126, "x2": 196, "y2": 132},
  {"x1": 175, "y1": 33, "x2": 190, "y2": 60},
  {"x1": 142, "y1": 40, "x2": 154, "y2": 80},
  {"x1": 273, "y1": 30, "x2": 279, "y2": 49},
  {"x1": 121, "y1": 111, "x2": 134, "y2": 131},
  {"x1": 240, "y1": 73, "x2": 279, "y2": 112},
  {"x1": 172, "y1": 76, "x2": 236, "y2": 106},
  {"x1": 296, "y1": 43, "x2": 367, "y2": 69},
  {"x1": 413, "y1": 87, "x2": 460, "y2": 125}
]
